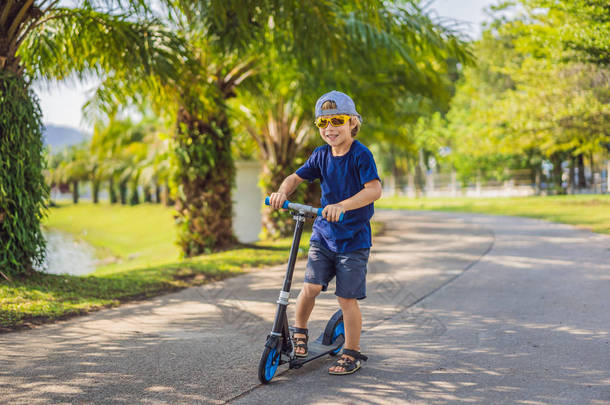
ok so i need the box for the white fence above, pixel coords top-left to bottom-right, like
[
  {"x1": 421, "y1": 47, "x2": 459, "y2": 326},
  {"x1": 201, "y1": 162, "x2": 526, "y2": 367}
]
[{"x1": 382, "y1": 164, "x2": 610, "y2": 198}]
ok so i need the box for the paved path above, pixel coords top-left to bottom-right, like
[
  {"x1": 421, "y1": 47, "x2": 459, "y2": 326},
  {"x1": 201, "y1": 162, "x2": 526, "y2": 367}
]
[{"x1": 1, "y1": 211, "x2": 608, "y2": 404}]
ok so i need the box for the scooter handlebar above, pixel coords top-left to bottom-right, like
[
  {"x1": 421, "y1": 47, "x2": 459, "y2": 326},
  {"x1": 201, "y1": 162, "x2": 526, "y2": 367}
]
[{"x1": 265, "y1": 196, "x2": 344, "y2": 222}]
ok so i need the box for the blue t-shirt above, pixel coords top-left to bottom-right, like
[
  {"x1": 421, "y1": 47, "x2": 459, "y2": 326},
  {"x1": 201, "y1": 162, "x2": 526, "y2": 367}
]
[{"x1": 295, "y1": 140, "x2": 381, "y2": 253}]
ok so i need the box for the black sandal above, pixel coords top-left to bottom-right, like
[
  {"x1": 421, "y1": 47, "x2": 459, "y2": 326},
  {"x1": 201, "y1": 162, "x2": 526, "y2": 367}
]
[
  {"x1": 328, "y1": 349, "x2": 368, "y2": 375},
  {"x1": 291, "y1": 327, "x2": 308, "y2": 357}
]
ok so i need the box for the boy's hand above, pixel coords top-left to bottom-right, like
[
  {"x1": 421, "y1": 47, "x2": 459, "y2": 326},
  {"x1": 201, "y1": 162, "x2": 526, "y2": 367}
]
[
  {"x1": 322, "y1": 203, "x2": 345, "y2": 222},
  {"x1": 269, "y1": 192, "x2": 288, "y2": 209}
]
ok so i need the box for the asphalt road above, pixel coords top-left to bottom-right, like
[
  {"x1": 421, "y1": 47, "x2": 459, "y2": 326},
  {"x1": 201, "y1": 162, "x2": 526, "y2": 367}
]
[{"x1": 1, "y1": 210, "x2": 608, "y2": 404}]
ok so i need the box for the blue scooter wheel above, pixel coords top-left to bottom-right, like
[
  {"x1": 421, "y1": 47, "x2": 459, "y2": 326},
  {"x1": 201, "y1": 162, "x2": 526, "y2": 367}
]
[
  {"x1": 329, "y1": 321, "x2": 345, "y2": 356},
  {"x1": 258, "y1": 345, "x2": 280, "y2": 384}
]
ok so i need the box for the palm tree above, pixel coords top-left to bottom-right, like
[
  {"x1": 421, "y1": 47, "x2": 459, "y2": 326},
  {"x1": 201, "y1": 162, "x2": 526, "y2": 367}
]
[
  {"x1": 232, "y1": 3, "x2": 472, "y2": 237},
  {"x1": 0, "y1": 0, "x2": 185, "y2": 276},
  {"x1": 231, "y1": 67, "x2": 311, "y2": 238},
  {"x1": 91, "y1": 115, "x2": 159, "y2": 205},
  {"x1": 83, "y1": 0, "x2": 471, "y2": 254},
  {"x1": 134, "y1": 118, "x2": 174, "y2": 205},
  {"x1": 45, "y1": 150, "x2": 69, "y2": 203},
  {"x1": 45, "y1": 143, "x2": 89, "y2": 203},
  {"x1": 64, "y1": 144, "x2": 90, "y2": 203}
]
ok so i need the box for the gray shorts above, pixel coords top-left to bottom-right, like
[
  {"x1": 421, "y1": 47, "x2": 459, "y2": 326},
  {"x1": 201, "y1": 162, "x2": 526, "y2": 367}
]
[{"x1": 304, "y1": 241, "x2": 370, "y2": 300}]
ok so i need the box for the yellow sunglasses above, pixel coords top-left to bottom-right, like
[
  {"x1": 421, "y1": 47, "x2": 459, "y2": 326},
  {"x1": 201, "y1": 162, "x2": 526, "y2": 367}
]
[{"x1": 314, "y1": 115, "x2": 351, "y2": 128}]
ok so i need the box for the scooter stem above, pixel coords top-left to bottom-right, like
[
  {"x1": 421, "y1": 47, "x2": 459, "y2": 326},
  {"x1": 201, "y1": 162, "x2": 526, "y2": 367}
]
[{"x1": 269, "y1": 214, "x2": 306, "y2": 337}]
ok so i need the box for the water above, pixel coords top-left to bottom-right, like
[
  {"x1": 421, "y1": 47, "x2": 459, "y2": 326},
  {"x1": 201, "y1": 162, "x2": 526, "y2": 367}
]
[{"x1": 37, "y1": 230, "x2": 98, "y2": 276}]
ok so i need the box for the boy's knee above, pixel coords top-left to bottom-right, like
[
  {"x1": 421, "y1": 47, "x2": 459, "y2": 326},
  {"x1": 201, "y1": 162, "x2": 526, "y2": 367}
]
[
  {"x1": 337, "y1": 296, "x2": 358, "y2": 306},
  {"x1": 301, "y1": 283, "x2": 323, "y2": 298}
]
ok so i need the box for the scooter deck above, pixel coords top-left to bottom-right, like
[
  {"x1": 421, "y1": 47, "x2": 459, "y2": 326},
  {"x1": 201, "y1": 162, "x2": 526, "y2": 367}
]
[{"x1": 289, "y1": 335, "x2": 345, "y2": 368}]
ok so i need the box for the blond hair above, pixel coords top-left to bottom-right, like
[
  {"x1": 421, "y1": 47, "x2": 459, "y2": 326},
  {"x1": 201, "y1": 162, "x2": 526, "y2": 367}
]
[{"x1": 320, "y1": 100, "x2": 361, "y2": 137}]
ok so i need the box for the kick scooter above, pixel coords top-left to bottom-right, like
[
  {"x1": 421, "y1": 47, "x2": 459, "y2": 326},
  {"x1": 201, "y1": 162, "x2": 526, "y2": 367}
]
[{"x1": 258, "y1": 197, "x2": 345, "y2": 384}]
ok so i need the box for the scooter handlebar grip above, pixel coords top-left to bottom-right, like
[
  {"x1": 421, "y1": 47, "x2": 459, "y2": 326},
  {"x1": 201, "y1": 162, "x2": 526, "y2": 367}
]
[
  {"x1": 318, "y1": 208, "x2": 345, "y2": 222},
  {"x1": 316, "y1": 208, "x2": 344, "y2": 221},
  {"x1": 264, "y1": 196, "x2": 292, "y2": 209},
  {"x1": 265, "y1": 196, "x2": 343, "y2": 221}
]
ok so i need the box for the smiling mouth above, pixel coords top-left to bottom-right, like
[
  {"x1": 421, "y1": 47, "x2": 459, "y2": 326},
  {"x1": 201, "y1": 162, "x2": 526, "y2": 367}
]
[{"x1": 326, "y1": 134, "x2": 339, "y2": 140}]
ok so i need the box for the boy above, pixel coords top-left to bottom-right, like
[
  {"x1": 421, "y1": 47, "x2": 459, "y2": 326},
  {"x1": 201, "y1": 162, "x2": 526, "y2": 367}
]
[{"x1": 268, "y1": 90, "x2": 382, "y2": 375}]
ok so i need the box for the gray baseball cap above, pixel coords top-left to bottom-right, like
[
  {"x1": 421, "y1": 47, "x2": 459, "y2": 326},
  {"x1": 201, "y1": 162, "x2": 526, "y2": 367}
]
[{"x1": 315, "y1": 90, "x2": 362, "y2": 122}]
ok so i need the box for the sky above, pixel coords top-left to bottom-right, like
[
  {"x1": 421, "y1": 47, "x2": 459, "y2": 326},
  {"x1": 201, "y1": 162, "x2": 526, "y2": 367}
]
[{"x1": 35, "y1": 0, "x2": 500, "y2": 132}]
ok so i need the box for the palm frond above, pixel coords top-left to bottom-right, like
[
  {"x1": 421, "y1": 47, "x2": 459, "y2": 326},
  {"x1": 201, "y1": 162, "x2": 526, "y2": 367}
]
[{"x1": 18, "y1": 7, "x2": 187, "y2": 86}]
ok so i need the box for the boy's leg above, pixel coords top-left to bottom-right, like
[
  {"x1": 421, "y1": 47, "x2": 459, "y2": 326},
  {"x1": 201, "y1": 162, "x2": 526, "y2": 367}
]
[
  {"x1": 336, "y1": 297, "x2": 362, "y2": 351},
  {"x1": 295, "y1": 282, "x2": 323, "y2": 328},
  {"x1": 329, "y1": 297, "x2": 361, "y2": 373},
  {"x1": 293, "y1": 282, "x2": 323, "y2": 355},
  {"x1": 330, "y1": 247, "x2": 369, "y2": 373},
  {"x1": 295, "y1": 241, "x2": 335, "y2": 355}
]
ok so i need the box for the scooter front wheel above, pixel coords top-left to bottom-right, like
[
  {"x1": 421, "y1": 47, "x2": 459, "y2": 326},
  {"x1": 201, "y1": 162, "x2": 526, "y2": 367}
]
[{"x1": 258, "y1": 344, "x2": 281, "y2": 384}]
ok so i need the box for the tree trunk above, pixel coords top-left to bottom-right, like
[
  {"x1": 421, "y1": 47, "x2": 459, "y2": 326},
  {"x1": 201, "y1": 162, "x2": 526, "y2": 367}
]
[
  {"x1": 174, "y1": 107, "x2": 236, "y2": 256},
  {"x1": 119, "y1": 179, "x2": 128, "y2": 205},
  {"x1": 414, "y1": 150, "x2": 426, "y2": 197},
  {"x1": 143, "y1": 185, "x2": 152, "y2": 203},
  {"x1": 568, "y1": 156, "x2": 575, "y2": 194},
  {"x1": 155, "y1": 183, "x2": 161, "y2": 204},
  {"x1": 109, "y1": 176, "x2": 117, "y2": 203},
  {"x1": 300, "y1": 144, "x2": 322, "y2": 208},
  {"x1": 589, "y1": 152, "x2": 595, "y2": 191},
  {"x1": 129, "y1": 180, "x2": 140, "y2": 205},
  {"x1": 408, "y1": 171, "x2": 416, "y2": 197},
  {"x1": 550, "y1": 153, "x2": 565, "y2": 195},
  {"x1": 72, "y1": 180, "x2": 79, "y2": 203},
  {"x1": 577, "y1": 154, "x2": 587, "y2": 188},
  {"x1": 92, "y1": 179, "x2": 100, "y2": 203},
  {"x1": 259, "y1": 160, "x2": 305, "y2": 239},
  {"x1": 162, "y1": 181, "x2": 172, "y2": 206}
]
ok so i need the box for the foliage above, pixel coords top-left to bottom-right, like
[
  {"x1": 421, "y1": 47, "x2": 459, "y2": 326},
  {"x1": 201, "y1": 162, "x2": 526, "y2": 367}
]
[
  {"x1": 1, "y1": 0, "x2": 187, "y2": 276},
  {"x1": 420, "y1": 3, "x2": 609, "y2": 190},
  {"x1": 45, "y1": 114, "x2": 174, "y2": 206},
  {"x1": 522, "y1": 0, "x2": 610, "y2": 65},
  {"x1": 18, "y1": 5, "x2": 186, "y2": 86},
  {"x1": 0, "y1": 72, "x2": 48, "y2": 277},
  {"x1": 377, "y1": 194, "x2": 610, "y2": 234}
]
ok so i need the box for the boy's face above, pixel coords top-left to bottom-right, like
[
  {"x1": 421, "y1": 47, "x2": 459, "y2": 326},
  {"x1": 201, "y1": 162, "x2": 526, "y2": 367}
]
[{"x1": 317, "y1": 115, "x2": 358, "y2": 148}]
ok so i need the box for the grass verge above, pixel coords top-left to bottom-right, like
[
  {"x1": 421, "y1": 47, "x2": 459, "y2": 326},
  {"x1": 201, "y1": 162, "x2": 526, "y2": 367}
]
[
  {"x1": 0, "y1": 241, "x2": 306, "y2": 332},
  {"x1": 1, "y1": 202, "x2": 384, "y2": 332},
  {"x1": 377, "y1": 194, "x2": 610, "y2": 234}
]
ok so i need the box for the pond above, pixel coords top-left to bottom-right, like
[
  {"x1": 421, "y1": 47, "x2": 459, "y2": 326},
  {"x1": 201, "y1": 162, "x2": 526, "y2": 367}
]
[{"x1": 36, "y1": 230, "x2": 98, "y2": 276}]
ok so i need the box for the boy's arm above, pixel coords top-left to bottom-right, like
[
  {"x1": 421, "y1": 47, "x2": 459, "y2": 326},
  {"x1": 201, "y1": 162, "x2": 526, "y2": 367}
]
[
  {"x1": 268, "y1": 173, "x2": 305, "y2": 209},
  {"x1": 322, "y1": 179, "x2": 382, "y2": 222}
]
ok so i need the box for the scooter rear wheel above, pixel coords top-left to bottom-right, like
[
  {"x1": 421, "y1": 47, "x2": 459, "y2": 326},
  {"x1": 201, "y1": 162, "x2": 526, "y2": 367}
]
[
  {"x1": 258, "y1": 344, "x2": 281, "y2": 384},
  {"x1": 322, "y1": 310, "x2": 345, "y2": 356},
  {"x1": 329, "y1": 321, "x2": 345, "y2": 356}
]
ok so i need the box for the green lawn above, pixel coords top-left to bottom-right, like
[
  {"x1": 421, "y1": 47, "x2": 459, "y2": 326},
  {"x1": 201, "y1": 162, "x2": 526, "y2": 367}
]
[
  {"x1": 1, "y1": 202, "x2": 312, "y2": 330},
  {"x1": 44, "y1": 202, "x2": 182, "y2": 274},
  {"x1": 2, "y1": 202, "x2": 383, "y2": 331},
  {"x1": 377, "y1": 194, "x2": 610, "y2": 235}
]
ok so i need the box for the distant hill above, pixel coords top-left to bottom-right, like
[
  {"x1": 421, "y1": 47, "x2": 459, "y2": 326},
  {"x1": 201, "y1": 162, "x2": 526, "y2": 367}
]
[{"x1": 43, "y1": 125, "x2": 89, "y2": 150}]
